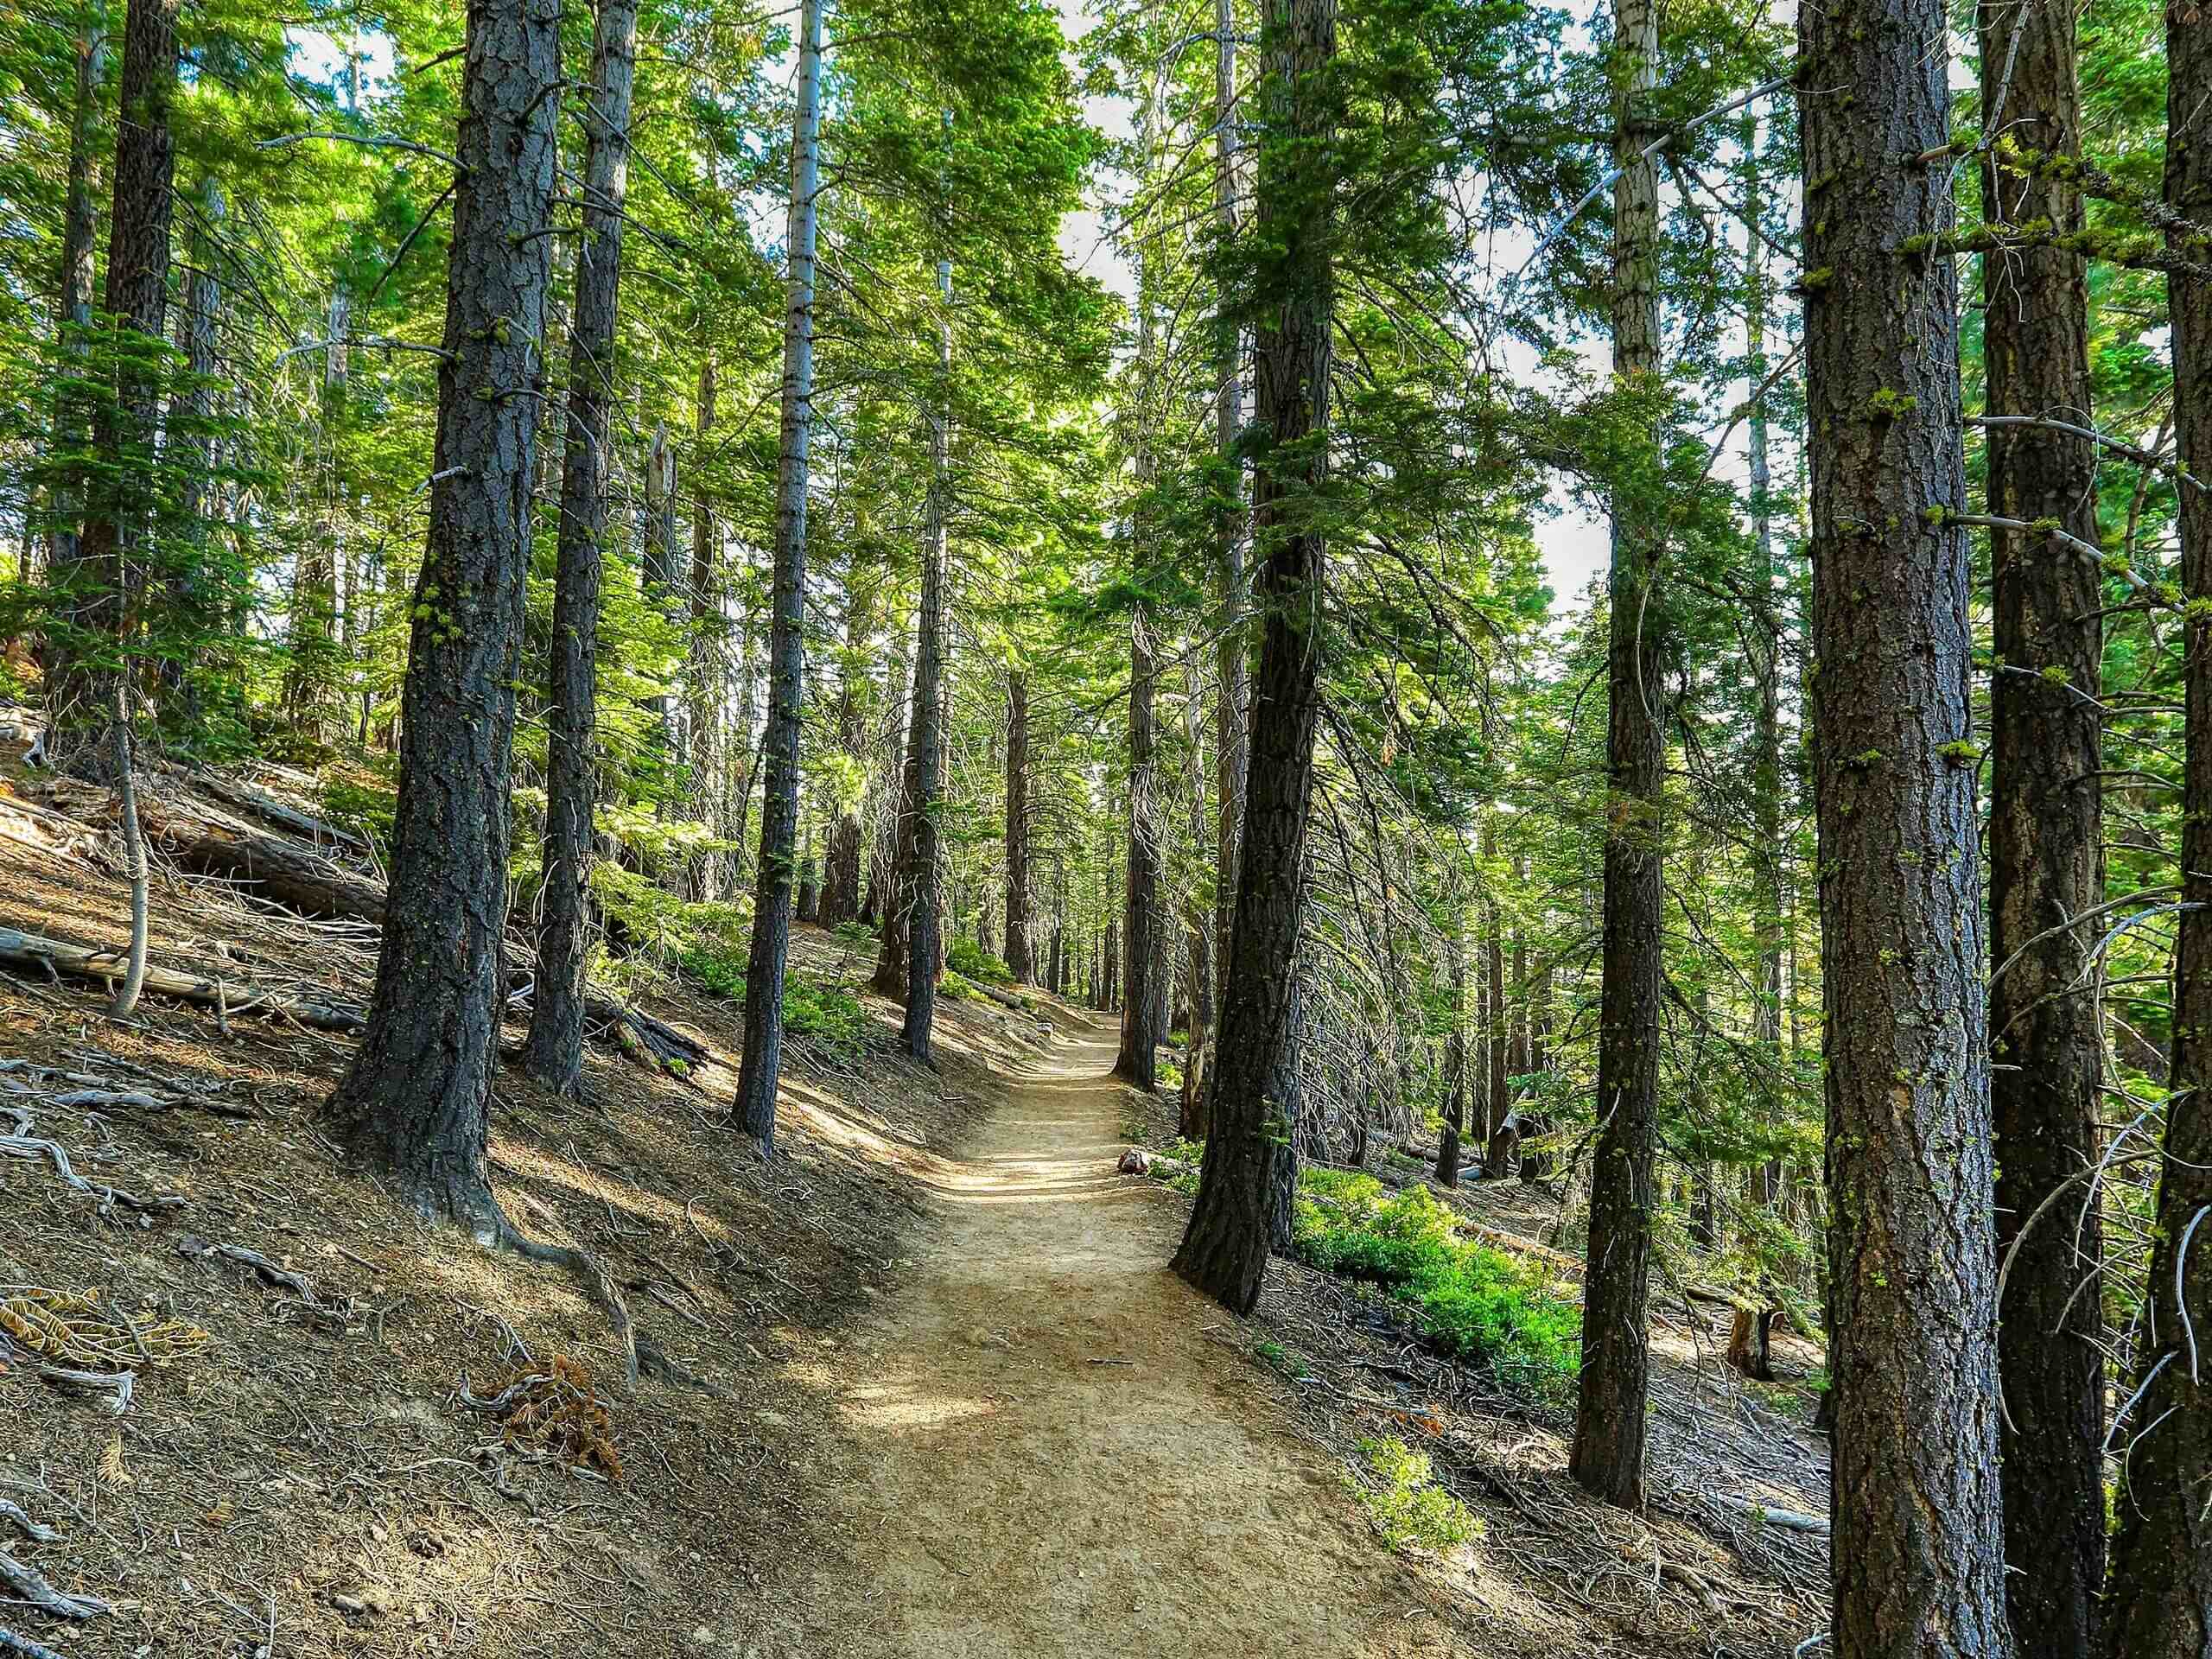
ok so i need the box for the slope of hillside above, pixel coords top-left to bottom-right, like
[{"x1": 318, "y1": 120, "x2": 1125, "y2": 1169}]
[{"x1": 0, "y1": 754, "x2": 1061, "y2": 1659}]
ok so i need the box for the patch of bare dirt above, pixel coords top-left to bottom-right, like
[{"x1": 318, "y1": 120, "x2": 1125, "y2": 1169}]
[{"x1": 0, "y1": 755, "x2": 1050, "y2": 1659}]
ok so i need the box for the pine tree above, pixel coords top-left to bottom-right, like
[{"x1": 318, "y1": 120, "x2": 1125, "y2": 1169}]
[
  {"x1": 521, "y1": 0, "x2": 640, "y2": 1099},
  {"x1": 1801, "y1": 0, "x2": 2008, "y2": 1649},
  {"x1": 733, "y1": 0, "x2": 824, "y2": 1154},
  {"x1": 325, "y1": 0, "x2": 562, "y2": 1231}
]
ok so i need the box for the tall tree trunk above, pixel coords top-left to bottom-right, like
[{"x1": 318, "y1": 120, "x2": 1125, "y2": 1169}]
[
  {"x1": 1004, "y1": 671, "x2": 1033, "y2": 982},
  {"x1": 283, "y1": 279, "x2": 349, "y2": 741},
  {"x1": 520, "y1": 0, "x2": 637, "y2": 1098},
  {"x1": 1800, "y1": 0, "x2": 2008, "y2": 1649},
  {"x1": 41, "y1": 15, "x2": 104, "y2": 599},
  {"x1": 643, "y1": 420, "x2": 680, "y2": 785},
  {"x1": 1571, "y1": 0, "x2": 1662, "y2": 1512},
  {"x1": 1171, "y1": 0, "x2": 1334, "y2": 1313},
  {"x1": 733, "y1": 0, "x2": 823, "y2": 1153},
  {"x1": 1745, "y1": 104, "x2": 1788, "y2": 1213},
  {"x1": 48, "y1": 0, "x2": 177, "y2": 777},
  {"x1": 1206, "y1": 0, "x2": 1249, "y2": 1141},
  {"x1": 898, "y1": 219, "x2": 952, "y2": 1060},
  {"x1": 819, "y1": 581, "x2": 871, "y2": 925},
  {"x1": 863, "y1": 636, "x2": 907, "y2": 932},
  {"x1": 687, "y1": 357, "x2": 727, "y2": 899},
  {"x1": 1436, "y1": 930, "x2": 1466, "y2": 1187},
  {"x1": 162, "y1": 171, "x2": 224, "y2": 732},
  {"x1": 2100, "y1": 16, "x2": 2212, "y2": 1650},
  {"x1": 325, "y1": 0, "x2": 561, "y2": 1234},
  {"x1": 1484, "y1": 880, "x2": 1507, "y2": 1139},
  {"x1": 1978, "y1": 3, "x2": 2107, "y2": 1651},
  {"x1": 1118, "y1": 607, "x2": 1162, "y2": 1085}
]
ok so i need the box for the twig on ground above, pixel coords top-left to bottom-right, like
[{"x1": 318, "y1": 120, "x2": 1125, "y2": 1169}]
[{"x1": 0, "y1": 1548, "x2": 110, "y2": 1618}]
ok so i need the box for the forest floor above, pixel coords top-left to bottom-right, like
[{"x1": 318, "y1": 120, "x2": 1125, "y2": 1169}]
[{"x1": 0, "y1": 749, "x2": 1832, "y2": 1659}]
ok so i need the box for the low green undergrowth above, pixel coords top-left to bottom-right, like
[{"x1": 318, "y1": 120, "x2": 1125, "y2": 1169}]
[
  {"x1": 1350, "y1": 1436, "x2": 1481, "y2": 1555},
  {"x1": 1146, "y1": 1155, "x2": 1579, "y2": 1406},
  {"x1": 945, "y1": 938, "x2": 1014, "y2": 984},
  {"x1": 675, "y1": 942, "x2": 870, "y2": 1057},
  {"x1": 1296, "y1": 1173, "x2": 1579, "y2": 1403}
]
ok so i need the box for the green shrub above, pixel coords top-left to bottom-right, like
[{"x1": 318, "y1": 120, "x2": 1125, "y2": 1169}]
[
  {"x1": 1351, "y1": 1437, "x2": 1480, "y2": 1554},
  {"x1": 946, "y1": 938, "x2": 1014, "y2": 984},
  {"x1": 1162, "y1": 1151, "x2": 1580, "y2": 1406},
  {"x1": 675, "y1": 944, "x2": 870, "y2": 1056},
  {"x1": 940, "y1": 969, "x2": 976, "y2": 999}
]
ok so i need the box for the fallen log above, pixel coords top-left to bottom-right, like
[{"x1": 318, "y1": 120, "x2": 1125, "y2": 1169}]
[
  {"x1": 42, "y1": 780, "x2": 386, "y2": 924},
  {"x1": 1715, "y1": 1497, "x2": 1827, "y2": 1535},
  {"x1": 134, "y1": 795, "x2": 387, "y2": 923},
  {"x1": 578, "y1": 988, "x2": 711, "y2": 1076},
  {"x1": 188, "y1": 771, "x2": 371, "y2": 855},
  {"x1": 0, "y1": 926, "x2": 367, "y2": 1033},
  {"x1": 0, "y1": 924, "x2": 704, "y2": 1085}
]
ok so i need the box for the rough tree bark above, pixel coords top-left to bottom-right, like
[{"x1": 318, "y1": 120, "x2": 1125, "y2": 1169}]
[
  {"x1": 1977, "y1": 2, "x2": 2107, "y2": 1650},
  {"x1": 1171, "y1": 0, "x2": 1334, "y2": 1314},
  {"x1": 1117, "y1": 607, "x2": 1162, "y2": 1087},
  {"x1": 1198, "y1": 0, "x2": 1249, "y2": 1147},
  {"x1": 1571, "y1": 0, "x2": 1662, "y2": 1513},
  {"x1": 2099, "y1": 15, "x2": 2212, "y2": 1652},
  {"x1": 520, "y1": 0, "x2": 638, "y2": 1099},
  {"x1": 732, "y1": 0, "x2": 823, "y2": 1154},
  {"x1": 1800, "y1": 0, "x2": 2010, "y2": 1650},
  {"x1": 898, "y1": 225, "x2": 952, "y2": 1061},
  {"x1": 1004, "y1": 671, "x2": 1033, "y2": 982},
  {"x1": 48, "y1": 0, "x2": 177, "y2": 777},
  {"x1": 324, "y1": 0, "x2": 561, "y2": 1236}
]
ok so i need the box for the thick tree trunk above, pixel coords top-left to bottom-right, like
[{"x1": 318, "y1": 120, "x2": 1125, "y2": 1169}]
[
  {"x1": 1117, "y1": 610, "x2": 1162, "y2": 1086},
  {"x1": 1571, "y1": 0, "x2": 1662, "y2": 1513},
  {"x1": 520, "y1": 0, "x2": 637, "y2": 1100},
  {"x1": 733, "y1": 0, "x2": 823, "y2": 1153},
  {"x1": 1800, "y1": 0, "x2": 2009, "y2": 1650},
  {"x1": 898, "y1": 237, "x2": 952, "y2": 1060},
  {"x1": 1436, "y1": 933, "x2": 1466, "y2": 1187},
  {"x1": 324, "y1": 0, "x2": 560, "y2": 1238},
  {"x1": 1171, "y1": 0, "x2": 1333, "y2": 1314},
  {"x1": 1004, "y1": 671, "x2": 1033, "y2": 982},
  {"x1": 2100, "y1": 19, "x2": 2212, "y2": 1652},
  {"x1": 48, "y1": 0, "x2": 177, "y2": 776},
  {"x1": 1977, "y1": 4, "x2": 2107, "y2": 1651},
  {"x1": 1211, "y1": 0, "x2": 1249, "y2": 1080}
]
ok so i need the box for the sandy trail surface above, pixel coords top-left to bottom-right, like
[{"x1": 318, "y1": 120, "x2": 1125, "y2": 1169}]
[{"x1": 778, "y1": 1019, "x2": 1465, "y2": 1658}]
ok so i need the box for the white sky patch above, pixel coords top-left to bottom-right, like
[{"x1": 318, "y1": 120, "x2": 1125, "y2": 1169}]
[{"x1": 1055, "y1": 0, "x2": 1139, "y2": 303}]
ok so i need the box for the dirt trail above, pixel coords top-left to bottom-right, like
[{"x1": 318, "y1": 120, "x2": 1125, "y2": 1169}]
[{"x1": 778, "y1": 1019, "x2": 1465, "y2": 1658}]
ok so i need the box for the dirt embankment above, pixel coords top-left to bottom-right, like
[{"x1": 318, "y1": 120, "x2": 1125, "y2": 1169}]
[{"x1": 0, "y1": 761, "x2": 1062, "y2": 1659}]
